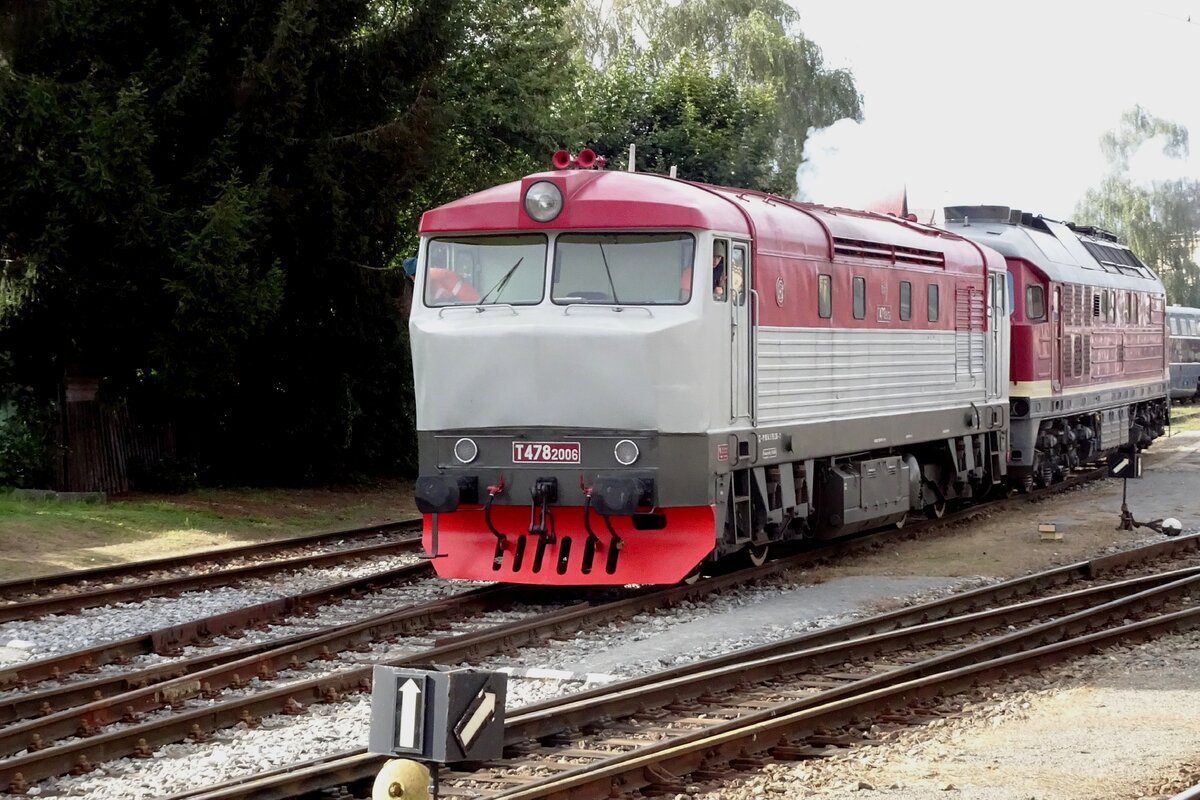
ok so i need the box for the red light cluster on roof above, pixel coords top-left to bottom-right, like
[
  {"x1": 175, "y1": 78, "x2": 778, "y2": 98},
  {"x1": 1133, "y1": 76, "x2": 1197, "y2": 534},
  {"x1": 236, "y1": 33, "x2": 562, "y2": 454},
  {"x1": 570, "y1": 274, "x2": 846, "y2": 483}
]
[{"x1": 551, "y1": 148, "x2": 606, "y2": 170}]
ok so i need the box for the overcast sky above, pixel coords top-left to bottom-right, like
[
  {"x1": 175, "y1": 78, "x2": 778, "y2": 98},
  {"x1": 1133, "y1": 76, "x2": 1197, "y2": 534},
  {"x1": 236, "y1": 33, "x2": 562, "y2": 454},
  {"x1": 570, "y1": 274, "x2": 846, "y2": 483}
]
[{"x1": 787, "y1": 0, "x2": 1200, "y2": 221}]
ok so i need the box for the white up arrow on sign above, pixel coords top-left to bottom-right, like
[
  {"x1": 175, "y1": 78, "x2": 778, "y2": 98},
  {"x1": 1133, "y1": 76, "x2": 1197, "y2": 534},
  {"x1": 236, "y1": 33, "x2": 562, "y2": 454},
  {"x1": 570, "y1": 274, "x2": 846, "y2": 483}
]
[
  {"x1": 1114, "y1": 457, "x2": 1129, "y2": 475},
  {"x1": 455, "y1": 690, "x2": 497, "y2": 752},
  {"x1": 397, "y1": 678, "x2": 423, "y2": 750}
]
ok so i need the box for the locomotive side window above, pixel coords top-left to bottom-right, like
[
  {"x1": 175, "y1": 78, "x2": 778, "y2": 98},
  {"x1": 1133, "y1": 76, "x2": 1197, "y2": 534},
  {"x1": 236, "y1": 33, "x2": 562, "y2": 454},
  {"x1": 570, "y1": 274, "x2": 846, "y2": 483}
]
[
  {"x1": 712, "y1": 240, "x2": 728, "y2": 302},
  {"x1": 729, "y1": 245, "x2": 746, "y2": 306},
  {"x1": 424, "y1": 234, "x2": 547, "y2": 307},
  {"x1": 1025, "y1": 285, "x2": 1045, "y2": 321},
  {"x1": 927, "y1": 283, "x2": 939, "y2": 322},
  {"x1": 551, "y1": 232, "x2": 696, "y2": 306},
  {"x1": 899, "y1": 281, "x2": 911, "y2": 320},
  {"x1": 852, "y1": 276, "x2": 866, "y2": 320},
  {"x1": 818, "y1": 274, "x2": 832, "y2": 318}
]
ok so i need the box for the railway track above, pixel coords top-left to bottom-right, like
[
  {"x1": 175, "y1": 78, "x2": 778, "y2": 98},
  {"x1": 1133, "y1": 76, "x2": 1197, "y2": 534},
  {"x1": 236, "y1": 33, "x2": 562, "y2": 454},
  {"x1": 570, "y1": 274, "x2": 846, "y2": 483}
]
[
  {"x1": 0, "y1": 467, "x2": 1136, "y2": 795},
  {"x1": 0, "y1": 519, "x2": 423, "y2": 622},
  {"x1": 147, "y1": 532, "x2": 1200, "y2": 800}
]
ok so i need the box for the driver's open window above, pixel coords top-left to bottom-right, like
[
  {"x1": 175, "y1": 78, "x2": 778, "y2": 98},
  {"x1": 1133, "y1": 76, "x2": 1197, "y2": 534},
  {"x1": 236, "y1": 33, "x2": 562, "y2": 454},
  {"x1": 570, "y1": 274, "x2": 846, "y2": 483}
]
[{"x1": 712, "y1": 240, "x2": 728, "y2": 302}]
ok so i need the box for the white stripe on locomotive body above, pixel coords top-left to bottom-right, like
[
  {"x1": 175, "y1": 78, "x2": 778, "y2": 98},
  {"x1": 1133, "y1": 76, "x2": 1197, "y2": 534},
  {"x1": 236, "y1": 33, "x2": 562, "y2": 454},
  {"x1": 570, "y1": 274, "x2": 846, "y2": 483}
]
[
  {"x1": 1010, "y1": 376, "x2": 1173, "y2": 397},
  {"x1": 756, "y1": 328, "x2": 989, "y2": 423}
]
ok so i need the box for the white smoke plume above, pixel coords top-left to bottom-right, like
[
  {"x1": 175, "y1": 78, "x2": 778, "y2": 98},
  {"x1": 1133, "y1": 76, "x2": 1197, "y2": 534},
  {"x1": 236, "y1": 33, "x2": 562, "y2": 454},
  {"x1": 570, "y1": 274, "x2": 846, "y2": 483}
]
[{"x1": 794, "y1": 118, "x2": 915, "y2": 215}]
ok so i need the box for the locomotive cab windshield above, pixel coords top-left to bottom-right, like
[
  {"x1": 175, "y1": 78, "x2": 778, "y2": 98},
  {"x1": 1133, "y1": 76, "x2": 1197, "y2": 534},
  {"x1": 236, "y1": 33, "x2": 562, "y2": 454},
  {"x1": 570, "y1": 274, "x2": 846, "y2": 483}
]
[
  {"x1": 551, "y1": 232, "x2": 696, "y2": 305},
  {"x1": 422, "y1": 232, "x2": 704, "y2": 308},
  {"x1": 424, "y1": 235, "x2": 547, "y2": 307}
]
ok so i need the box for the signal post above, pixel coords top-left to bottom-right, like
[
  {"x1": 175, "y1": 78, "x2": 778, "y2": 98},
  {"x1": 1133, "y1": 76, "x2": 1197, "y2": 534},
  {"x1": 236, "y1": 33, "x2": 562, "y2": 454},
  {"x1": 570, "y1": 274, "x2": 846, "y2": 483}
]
[{"x1": 369, "y1": 665, "x2": 507, "y2": 799}]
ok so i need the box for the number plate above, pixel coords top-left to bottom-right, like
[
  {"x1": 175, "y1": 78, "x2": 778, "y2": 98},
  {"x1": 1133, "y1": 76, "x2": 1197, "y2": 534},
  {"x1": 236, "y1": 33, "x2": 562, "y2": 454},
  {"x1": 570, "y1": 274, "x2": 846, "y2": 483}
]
[{"x1": 512, "y1": 441, "x2": 581, "y2": 464}]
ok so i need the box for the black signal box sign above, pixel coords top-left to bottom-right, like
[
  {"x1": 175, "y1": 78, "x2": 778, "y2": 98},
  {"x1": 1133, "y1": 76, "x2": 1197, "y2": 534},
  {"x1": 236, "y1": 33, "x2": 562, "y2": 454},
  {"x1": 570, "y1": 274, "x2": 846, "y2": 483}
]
[
  {"x1": 369, "y1": 665, "x2": 507, "y2": 764},
  {"x1": 1107, "y1": 448, "x2": 1142, "y2": 479}
]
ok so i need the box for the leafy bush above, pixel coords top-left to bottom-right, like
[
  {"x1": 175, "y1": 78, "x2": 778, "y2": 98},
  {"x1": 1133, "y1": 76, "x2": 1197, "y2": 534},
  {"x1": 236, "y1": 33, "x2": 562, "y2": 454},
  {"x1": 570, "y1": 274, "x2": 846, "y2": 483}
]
[
  {"x1": 127, "y1": 454, "x2": 198, "y2": 494},
  {"x1": 0, "y1": 403, "x2": 56, "y2": 489}
]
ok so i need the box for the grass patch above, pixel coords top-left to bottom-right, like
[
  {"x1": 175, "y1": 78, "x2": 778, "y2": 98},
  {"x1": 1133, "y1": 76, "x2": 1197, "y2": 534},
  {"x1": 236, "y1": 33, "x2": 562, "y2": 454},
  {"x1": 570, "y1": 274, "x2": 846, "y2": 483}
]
[
  {"x1": 1171, "y1": 403, "x2": 1200, "y2": 434},
  {"x1": 0, "y1": 482, "x2": 417, "y2": 581}
]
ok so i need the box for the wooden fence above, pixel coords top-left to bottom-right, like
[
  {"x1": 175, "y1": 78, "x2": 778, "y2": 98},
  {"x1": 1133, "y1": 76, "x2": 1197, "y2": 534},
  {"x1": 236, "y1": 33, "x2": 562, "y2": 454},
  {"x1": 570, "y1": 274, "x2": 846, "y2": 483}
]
[{"x1": 57, "y1": 378, "x2": 176, "y2": 494}]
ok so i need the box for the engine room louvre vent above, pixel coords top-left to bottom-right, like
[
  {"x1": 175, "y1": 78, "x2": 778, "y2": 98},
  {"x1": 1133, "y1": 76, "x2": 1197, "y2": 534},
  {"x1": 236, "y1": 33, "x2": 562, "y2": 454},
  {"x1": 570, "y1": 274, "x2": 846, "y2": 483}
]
[
  {"x1": 1081, "y1": 241, "x2": 1150, "y2": 278},
  {"x1": 1063, "y1": 284, "x2": 1084, "y2": 327},
  {"x1": 833, "y1": 237, "x2": 946, "y2": 268}
]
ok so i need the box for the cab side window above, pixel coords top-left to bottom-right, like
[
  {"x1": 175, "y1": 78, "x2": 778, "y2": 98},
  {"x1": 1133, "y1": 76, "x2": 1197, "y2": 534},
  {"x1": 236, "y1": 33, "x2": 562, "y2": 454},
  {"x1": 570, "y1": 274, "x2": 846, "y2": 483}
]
[
  {"x1": 712, "y1": 243, "x2": 728, "y2": 301},
  {"x1": 730, "y1": 245, "x2": 747, "y2": 306},
  {"x1": 1026, "y1": 285, "x2": 1045, "y2": 320}
]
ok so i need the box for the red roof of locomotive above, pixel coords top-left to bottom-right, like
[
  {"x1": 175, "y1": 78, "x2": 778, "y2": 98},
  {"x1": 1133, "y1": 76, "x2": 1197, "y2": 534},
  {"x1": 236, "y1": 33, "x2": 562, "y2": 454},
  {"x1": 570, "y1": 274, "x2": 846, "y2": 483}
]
[
  {"x1": 421, "y1": 169, "x2": 750, "y2": 235},
  {"x1": 420, "y1": 169, "x2": 995, "y2": 276}
]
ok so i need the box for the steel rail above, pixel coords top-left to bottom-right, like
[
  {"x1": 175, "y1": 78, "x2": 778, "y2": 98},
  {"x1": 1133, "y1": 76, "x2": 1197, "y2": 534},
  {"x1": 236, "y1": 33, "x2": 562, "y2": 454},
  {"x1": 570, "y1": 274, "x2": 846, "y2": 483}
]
[
  {"x1": 488, "y1": 574, "x2": 1200, "y2": 799},
  {"x1": 0, "y1": 531, "x2": 422, "y2": 624},
  {"x1": 0, "y1": 583, "x2": 528, "y2": 762},
  {"x1": 152, "y1": 533, "x2": 1200, "y2": 800},
  {"x1": 0, "y1": 519, "x2": 421, "y2": 598},
  {"x1": 0, "y1": 561, "x2": 439, "y2": 722},
  {"x1": 0, "y1": 580, "x2": 700, "y2": 788},
  {"x1": 502, "y1": 564, "x2": 1200, "y2": 743}
]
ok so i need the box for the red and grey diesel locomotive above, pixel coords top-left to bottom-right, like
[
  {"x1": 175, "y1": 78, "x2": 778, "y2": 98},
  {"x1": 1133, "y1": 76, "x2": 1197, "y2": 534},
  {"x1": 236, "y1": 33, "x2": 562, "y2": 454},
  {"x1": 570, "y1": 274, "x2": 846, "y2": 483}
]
[
  {"x1": 942, "y1": 206, "x2": 1169, "y2": 489},
  {"x1": 410, "y1": 154, "x2": 1169, "y2": 586}
]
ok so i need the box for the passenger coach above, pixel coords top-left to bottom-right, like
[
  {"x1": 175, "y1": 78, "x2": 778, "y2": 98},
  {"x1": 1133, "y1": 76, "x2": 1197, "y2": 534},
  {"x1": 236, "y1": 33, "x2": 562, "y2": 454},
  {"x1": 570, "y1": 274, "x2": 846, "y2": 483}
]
[
  {"x1": 409, "y1": 156, "x2": 1010, "y2": 585},
  {"x1": 1168, "y1": 305, "x2": 1200, "y2": 401}
]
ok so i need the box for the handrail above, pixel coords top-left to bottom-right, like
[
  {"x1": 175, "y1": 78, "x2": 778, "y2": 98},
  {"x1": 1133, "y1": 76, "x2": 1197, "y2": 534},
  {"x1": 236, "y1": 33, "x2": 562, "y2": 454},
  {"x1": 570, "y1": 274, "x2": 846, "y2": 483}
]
[
  {"x1": 562, "y1": 304, "x2": 653, "y2": 317},
  {"x1": 437, "y1": 303, "x2": 518, "y2": 319}
]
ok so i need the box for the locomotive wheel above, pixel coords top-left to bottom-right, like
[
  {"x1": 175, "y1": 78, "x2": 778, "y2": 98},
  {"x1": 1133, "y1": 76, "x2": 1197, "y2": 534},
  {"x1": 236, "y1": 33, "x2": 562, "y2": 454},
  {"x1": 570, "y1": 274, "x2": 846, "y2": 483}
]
[
  {"x1": 1037, "y1": 461, "x2": 1053, "y2": 488},
  {"x1": 681, "y1": 563, "x2": 704, "y2": 585},
  {"x1": 1016, "y1": 474, "x2": 1033, "y2": 494},
  {"x1": 746, "y1": 542, "x2": 770, "y2": 567},
  {"x1": 925, "y1": 499, "x2": 947, "y2": 520}
]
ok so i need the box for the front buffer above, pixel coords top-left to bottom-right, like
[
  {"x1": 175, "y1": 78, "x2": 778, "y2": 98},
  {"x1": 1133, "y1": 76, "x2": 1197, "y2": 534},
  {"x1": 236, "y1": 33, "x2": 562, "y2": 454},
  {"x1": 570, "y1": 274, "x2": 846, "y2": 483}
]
[{"x1": 422, "y1": 505, "x2": 716, "y2": 585}]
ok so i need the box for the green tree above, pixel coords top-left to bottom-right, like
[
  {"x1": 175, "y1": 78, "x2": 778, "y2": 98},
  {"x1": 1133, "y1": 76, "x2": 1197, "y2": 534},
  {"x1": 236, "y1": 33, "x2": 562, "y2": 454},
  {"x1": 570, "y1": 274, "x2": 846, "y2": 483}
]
[
  {"x1": 1075, "y1": 106, "x2": 1200, "y2": 306},
  {"x1": 582, "y1": 52, "x2": 783, "y2": 191},
  {"x1": 569, "y1": 0, "x2": 861, "y2": 194},
  {"x1": 0, "y1": 0, "x2": 577, "y2": 483},
  {"x1": 396, "y1": 0, "x2": 580, "y2": 253}
]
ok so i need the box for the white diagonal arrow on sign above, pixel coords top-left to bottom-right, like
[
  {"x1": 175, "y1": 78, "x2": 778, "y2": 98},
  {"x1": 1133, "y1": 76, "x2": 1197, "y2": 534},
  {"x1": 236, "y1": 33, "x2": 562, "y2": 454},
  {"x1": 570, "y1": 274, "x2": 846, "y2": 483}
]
[
  {"x1": 456, "y1": 691, "x2": 497, "y2": 751},
  {"x1": 398, "y1": 678, "x2": 422, "y2": 749},
  {"x1": 1114, "y1": 458, "x2": 1129, "y2": 474}
]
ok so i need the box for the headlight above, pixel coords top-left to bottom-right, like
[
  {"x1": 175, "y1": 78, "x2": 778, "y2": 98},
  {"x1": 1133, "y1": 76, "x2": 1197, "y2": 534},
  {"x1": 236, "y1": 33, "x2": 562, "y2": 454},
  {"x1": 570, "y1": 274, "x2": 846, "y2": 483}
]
[
  {"x1": 614, "y1": 439, "x2": 639, "y2": 466},
  {"x1": 524, "y1": 181, "x2": 563, "y2": 222},
  {"x1": 453, "y1": 437, "x2": 479, "y2": 464}
]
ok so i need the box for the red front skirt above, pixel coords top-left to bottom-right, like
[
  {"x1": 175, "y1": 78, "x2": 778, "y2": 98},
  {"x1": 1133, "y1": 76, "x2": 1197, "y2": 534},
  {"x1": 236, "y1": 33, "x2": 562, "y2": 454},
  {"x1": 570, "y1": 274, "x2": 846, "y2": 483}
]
[{"x1": 422, "y1": 505, "x2": 716, "y2": 585}]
